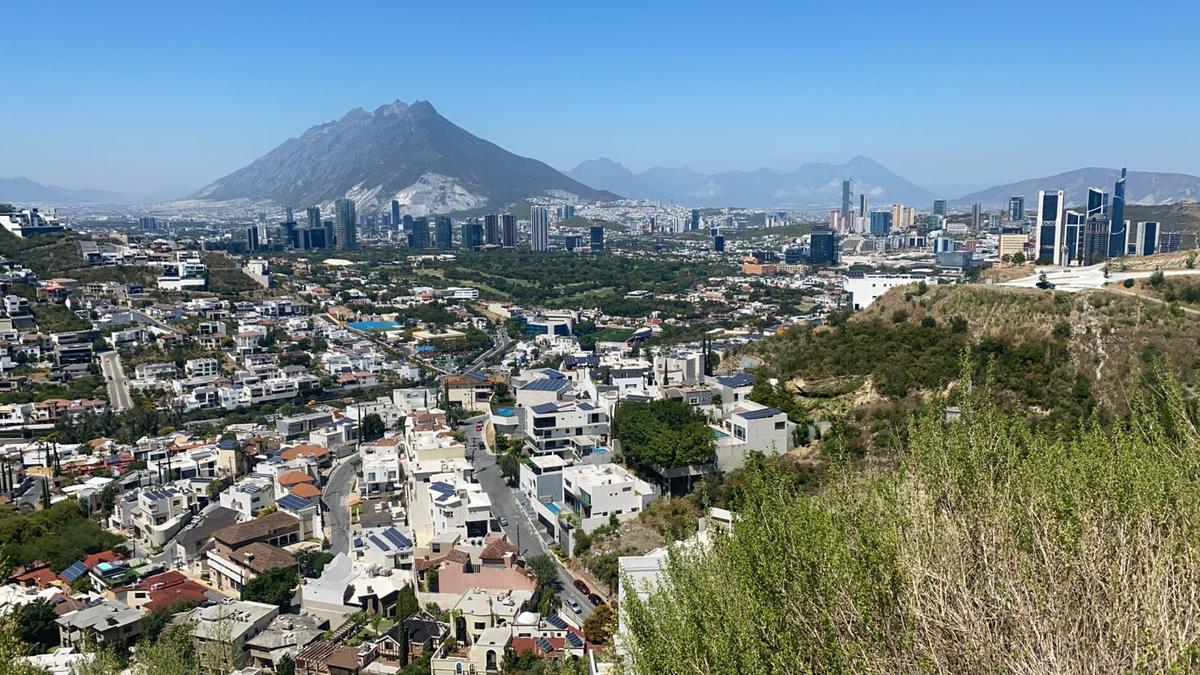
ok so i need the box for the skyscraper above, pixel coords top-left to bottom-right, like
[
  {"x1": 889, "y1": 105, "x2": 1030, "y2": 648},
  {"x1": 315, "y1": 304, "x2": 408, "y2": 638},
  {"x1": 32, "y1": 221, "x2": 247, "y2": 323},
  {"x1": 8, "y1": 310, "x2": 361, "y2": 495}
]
[
  {"x1": 1086, "y1": 188, "x2": 1109, "y2": 218},
  {"x1": 869, "y1": 211, "x2": 892, "y2": 236},
  {"x1": 335, "y1": 198, "x2": 357, "y2": 250},
  {"x1": 589, "y1": 225, "x2": 604, "y2": 252},
  {"x1": 484, "y1": 214, "x2": 500, "y2": 246},
  {"x1": 933, "y1": 199, "x2": 947, "y2": 217},
  {"x1": 323, "y1": 220, "x2": 335, "y2": 248},
  {"x1": 285, "y1": 207, "x2": 293, "y2": 223},
  {"x1": 840, "y1": 180, "x2": 852, "y2": 221},
  {"x1": 1035, "y1": 190, "x2": 1064, "y2": 264},
  {"x1": 530, "y1": 206, "x2": 549, "y2": 251},
  {"x1": 712, "y1": 234, "x2": 725, "y2": 252},
  {"x1": 690, "y1": 209, "x2": 700, "y2": 231},
  {"x1": 306, "y1": 206, "x2": 322, "y2": 230},
  {"x1": 502, "y1": 213, "x2": 517, "y2": 247},
  {"x1": 409, "y1": 217, "x2": 429, "y2": 249},
  {"x1": 1109, "y1": 168, "x2": 1128, "y2": 258},
  {"x1": 809, "y1": 226, "x2": 838, "y2": 266},
  {"x1": 462, "y1": 221, "x2": 483, "y2": 251},
  {"x1": 246, "y1": 226, "x2": 259, "y2": 252},
  {"x1": 435, "y1": 216, "x2": 453, "y2": 249},
  {"x1": 1008, "y1": 196, "x2": 1024, "y2": 222},
  {"x1": 859, "y1": 194, "x2": 867, "y2": 218},
  {"x1": 971, "y1": 203, "x2": 982, "y2": 229},
  {"x1": 391, "y1": 200, "x2": 401, "y2": 232},
  {"x1": 1134, "y1": 221, "x2": 1160, "y2": 257}
]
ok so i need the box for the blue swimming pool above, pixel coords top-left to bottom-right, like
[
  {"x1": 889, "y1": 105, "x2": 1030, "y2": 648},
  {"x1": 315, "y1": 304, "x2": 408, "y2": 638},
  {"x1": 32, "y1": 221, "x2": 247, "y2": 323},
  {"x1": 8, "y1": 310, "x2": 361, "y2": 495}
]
[
  {"x1": 348, "y1": 320, "x2": 400, "y2": 331},
  {"x1": 712, "y1": 428, "x2": 730, "y2": 439},
  {"x1": 496, "y1": 407, "x2": 515, "y2": 417}
]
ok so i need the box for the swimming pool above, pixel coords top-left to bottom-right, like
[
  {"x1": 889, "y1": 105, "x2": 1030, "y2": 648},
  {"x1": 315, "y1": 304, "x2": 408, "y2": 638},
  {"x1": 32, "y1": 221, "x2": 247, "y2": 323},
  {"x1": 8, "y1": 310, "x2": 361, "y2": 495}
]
[
  {"x1": 495, "y1": 407, "x2": 516, "y2": 417},
  {"x1": 348, "y1": 320, "x2": 400, "y2": 331},
  {"x1": 712, "y1": 428, "x2": 730, "y2": 439}
]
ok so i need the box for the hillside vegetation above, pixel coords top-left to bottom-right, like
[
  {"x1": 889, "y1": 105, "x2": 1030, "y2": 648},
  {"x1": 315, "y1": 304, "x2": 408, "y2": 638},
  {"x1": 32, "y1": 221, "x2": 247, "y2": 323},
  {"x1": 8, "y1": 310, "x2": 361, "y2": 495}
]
[{"x1": 621, "y1": 372, "x2": 1200, "y2": 673}]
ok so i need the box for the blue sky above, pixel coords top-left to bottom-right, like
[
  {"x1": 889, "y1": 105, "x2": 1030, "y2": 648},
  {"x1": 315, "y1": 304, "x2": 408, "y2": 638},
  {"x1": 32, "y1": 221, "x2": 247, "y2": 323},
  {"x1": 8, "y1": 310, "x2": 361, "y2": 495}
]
[{"x1": 5, "y1": 0, "x2": 1199, "y2": 198}]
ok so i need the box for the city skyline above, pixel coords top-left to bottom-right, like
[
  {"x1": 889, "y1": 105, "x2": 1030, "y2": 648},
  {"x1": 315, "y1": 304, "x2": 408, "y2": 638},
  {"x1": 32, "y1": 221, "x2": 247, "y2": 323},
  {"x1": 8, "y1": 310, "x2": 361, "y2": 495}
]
[{"x1": 5, "y1": 1, "x2": 1200, "y2": 199}]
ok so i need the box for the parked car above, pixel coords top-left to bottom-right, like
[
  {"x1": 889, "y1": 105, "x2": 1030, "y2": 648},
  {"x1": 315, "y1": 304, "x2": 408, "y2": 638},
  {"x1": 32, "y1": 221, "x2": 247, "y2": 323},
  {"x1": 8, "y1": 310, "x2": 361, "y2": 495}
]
[
  {"x1": 566, "y1": 598, "x2": 582, "y2": 614},
  {"x1": 498, "y1": 516, "x2": 509, "y2": 527},
  {"x1": 588, "y1": 593, "x2": 605, "y2": 606},
  {"x1": 573, "y1": 579, "x2": 591, "y2": 595}
]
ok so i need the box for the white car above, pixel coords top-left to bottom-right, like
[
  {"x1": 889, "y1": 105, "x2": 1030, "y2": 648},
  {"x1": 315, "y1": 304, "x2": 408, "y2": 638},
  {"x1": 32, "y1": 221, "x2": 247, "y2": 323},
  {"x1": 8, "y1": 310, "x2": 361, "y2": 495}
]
[{"x1": 566, "y1": 598, "x2": 582, "y2": 614}]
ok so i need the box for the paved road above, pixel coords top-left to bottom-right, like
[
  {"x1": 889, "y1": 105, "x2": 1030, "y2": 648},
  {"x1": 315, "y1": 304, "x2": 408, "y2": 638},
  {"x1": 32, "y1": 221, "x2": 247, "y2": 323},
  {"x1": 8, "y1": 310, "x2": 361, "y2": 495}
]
[
  {"x1": 462, "y1": 420, "x2": 595, "y2": 621},
  {"x1": 98, "y1": 351, "x2": 133, "y2": 411},
  {"x1": 323, "y1": 454, "x2": 361, "y2": 556},
  {"x1": 1001, "y1": 264, "x2": 1200, "y2": 293},
  {"x1": 461, "y1": 326, "x2": 510, "y2": 374}
]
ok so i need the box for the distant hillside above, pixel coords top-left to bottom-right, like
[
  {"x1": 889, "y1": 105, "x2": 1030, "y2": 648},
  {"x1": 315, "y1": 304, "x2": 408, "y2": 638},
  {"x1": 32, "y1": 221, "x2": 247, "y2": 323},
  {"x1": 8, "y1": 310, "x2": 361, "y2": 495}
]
[
  {"x1": 0, "y1": 177, "x2": 124, "y2": 204},
  {"x1": 567, "y1": 155, "x2": 935, "y2": 208},
  {"x1": 194, "y1": 100, "x2": 617, "y2": 214},
  {"x1": 954, "y1": 168, "x2": 1200, "y2": 210}
]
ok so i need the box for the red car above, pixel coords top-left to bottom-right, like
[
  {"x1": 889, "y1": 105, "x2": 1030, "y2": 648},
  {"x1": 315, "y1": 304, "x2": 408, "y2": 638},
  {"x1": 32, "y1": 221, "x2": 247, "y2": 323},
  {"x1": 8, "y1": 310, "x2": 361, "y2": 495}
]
[
  {"x1": 573, "y1": 579, "x2": 590, "y2": 595},
  {"x1": 475, "y1": 423, "x2": 483, "y2": 432}
]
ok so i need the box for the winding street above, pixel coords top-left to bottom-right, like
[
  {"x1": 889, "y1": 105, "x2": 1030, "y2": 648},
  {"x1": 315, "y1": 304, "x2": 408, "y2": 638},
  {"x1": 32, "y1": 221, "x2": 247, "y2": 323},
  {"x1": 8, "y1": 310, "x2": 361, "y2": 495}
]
[{"x1": 323, "y1": 454, "x2": 361, "y2": 556}]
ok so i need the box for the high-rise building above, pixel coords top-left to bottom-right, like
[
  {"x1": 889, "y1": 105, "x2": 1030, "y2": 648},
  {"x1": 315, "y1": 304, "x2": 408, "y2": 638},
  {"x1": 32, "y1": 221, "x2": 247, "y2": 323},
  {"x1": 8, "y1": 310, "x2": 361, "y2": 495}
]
[
  {"x1": 1035, "y1": 190, "x2": 1064, "y2": 264},
  {"x1": 435, "y1": 216, "x2": 453, "y2": 249},
  {"x1": 1134, "y1": 221, "x2": 1160, "y2": 257},
  {"x1": 335, "y1": 198, "x2": 357, "y2": 250},
  {"x1": 690, "y1": 209, "x2": 701, "y2": 231},
  {"x1": 306, "y1": 206, "x2": 322, "y2": 231},
  {"x1": 484, "y1": 214, "x2": 500, "y2": 246},
  {"x1": 712, "y1": 234, "x2": 725, "y2": 252},
  {"x1": 530, "y1": 206, "x2": 550, "y2": 251},
  {"x1": 859, "y1": 194, "x2": 868, "y2": 218},
  {"x1": 246, "y1": 226, "x2": 260, "y2": 252},
  {"x1": 841, "y1": 180, "x2": 852, "y2": 221},
  {"x1": 869, "y1": 211, "x2": 893, "y2": 236},
  {"x1": 557, "y1": 205, "x2": 576, "y2": 220},
  {"x1": 282, "y1": 220, "x2": 299, "y2": 249},
  {"x1": 1062, "y1": 211, "x2": 1086, "y2": 265},
  {"x1": 564, "y1": 234, "x2": 583, "y2": 251},
  {"x1": 971, "y1": 203, "x2": 982, "y2": 229},
  {"x1": 401, "y1": 214, "x2": 413, "y2": 235},
  {"x1": 285, "y1": 207, "x2": 293, "y2": 223},
  {"x1": 1160, "y1": 231, "x2": 1182, "y2": 254},
  {"x1": 304, "y1": 226, "x2": 328, "y2": 250},
  {"x1": 409, "y1": 217, "x2": 429, "y2": 249},
  {"x1": 589, "y1": 225, "x2": 604, "y2": 252},
  {"x1": 462, "y1": 221, "x2": 483, "y2": 251},
  {"x1": 809, "y1": 226, "x2": 838, "y2": 266},
  {"x1": 1086, "y1": 188, "x2": 1109, "y2": 218},
  {"x1": 502, "y1": 213, "x2": 517, "y2": 247},
  {"x1": 323, "y1": 220, "x2": 335, "y2": 248},
  {"x1": 933, "y1": 199, "x2": 947, "y2": 217},
  {"x1": 1109, "y1": 168, "x2": 1128, "y2": 258},
  {"x1": 828, "y1": 209, "x2": 842, "y2": 233},
  {"x1": 138, "y1": 216, "x2": 158, "y2": 230},
  {"x1": 1083, "y1": 215, "x2": 1109, "y2": 266},
  {"x1": 391, "y1": 200, "x2": 401, "y2": 231},
  {"x1": 1008, "y1": 196, "x2": 1025, "y2": 222}
]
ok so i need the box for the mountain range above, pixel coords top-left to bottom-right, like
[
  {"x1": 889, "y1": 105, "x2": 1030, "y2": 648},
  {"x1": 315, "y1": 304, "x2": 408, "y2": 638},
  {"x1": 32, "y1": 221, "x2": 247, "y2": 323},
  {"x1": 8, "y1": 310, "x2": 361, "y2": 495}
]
[
  {"x1": 0, "y1": 177, "x2": 124, "y2": 204},
  {"x1": 567, "y1": 156, "x2": 937, "y2": 208},
  {"x1": 952, "y1": 168, "x2": 1200, "y2": 210},
  {"x1": 192, "y1": 100, "x2": 616, "y2": 213}
]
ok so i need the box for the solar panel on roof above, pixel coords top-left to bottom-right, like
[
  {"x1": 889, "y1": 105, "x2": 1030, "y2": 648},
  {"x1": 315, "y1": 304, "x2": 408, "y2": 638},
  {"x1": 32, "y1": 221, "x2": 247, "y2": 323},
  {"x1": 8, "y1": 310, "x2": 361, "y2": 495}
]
[
  {"x1": 430, "y1": 481, "x2": 454, "y2": 495},
  {"x1": 61, "y1": 561, "x2": 88, "y2": 582},
  {"x1": 368, "y1": 535, "x2": 390, "y2": 551},
  {"x1": 277, "y1": 494, "x2": 312, "y2": 511},
  {"x1": 382, "y1": 528, "x2": 412, "y2": 549},
  {"x1": 530, "y1": 402, "x2": 558, "y2": 415},
  {"x1": 536, "y1": 637, "x2": 555, "y2": 653},
  {"x1": 566, "y1": 633, "x2": 584, "y2": 648},
  {"x1": 738, "y1": 407, "x2": 782, "y2": 420},
  {"x1": 353, "y1": 537, "x2": 364, "y2": 548},
  {"x1": 545, "y1": 614, "x2": 567, "y2": 629}
]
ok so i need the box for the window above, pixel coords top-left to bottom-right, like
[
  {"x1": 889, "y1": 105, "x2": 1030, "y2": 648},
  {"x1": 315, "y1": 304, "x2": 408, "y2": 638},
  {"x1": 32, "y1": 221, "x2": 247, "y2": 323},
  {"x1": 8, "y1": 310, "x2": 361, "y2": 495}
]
[{"x1": 775, "y1": 421, "x2": 786, "y2": 430}]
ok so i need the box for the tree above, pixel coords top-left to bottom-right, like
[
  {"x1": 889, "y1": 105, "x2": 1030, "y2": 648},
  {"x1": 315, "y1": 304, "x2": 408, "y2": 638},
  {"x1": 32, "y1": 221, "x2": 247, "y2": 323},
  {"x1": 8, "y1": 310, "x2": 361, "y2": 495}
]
[
  {"x1": 297, "y1": 549, "x2": 334, "y2": 578},
  {"x1": 498, "y1": 453, "x2": 520, "y2": 485},
  {"x1": 240, "y1": 566, "x2": 298, "y2": 612},
  {"x1": 1011, "y1": 251, "x2": 1026, "y2": 265},
  {"x1": 582, "y1": 604, "x2": 616, "y2": 645},
  {"x1": 15, "y1": 598, "x2": 59, "y2": 653},
  {"x1": 526, "y1": 555, "x2": 558, "y2": 589},
  {"x1": 276, "y1": 653, "x2": 296, "y2": 675},
  {"x1": 360, "y1": 413, "x2": 386, "y2": 442}
]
